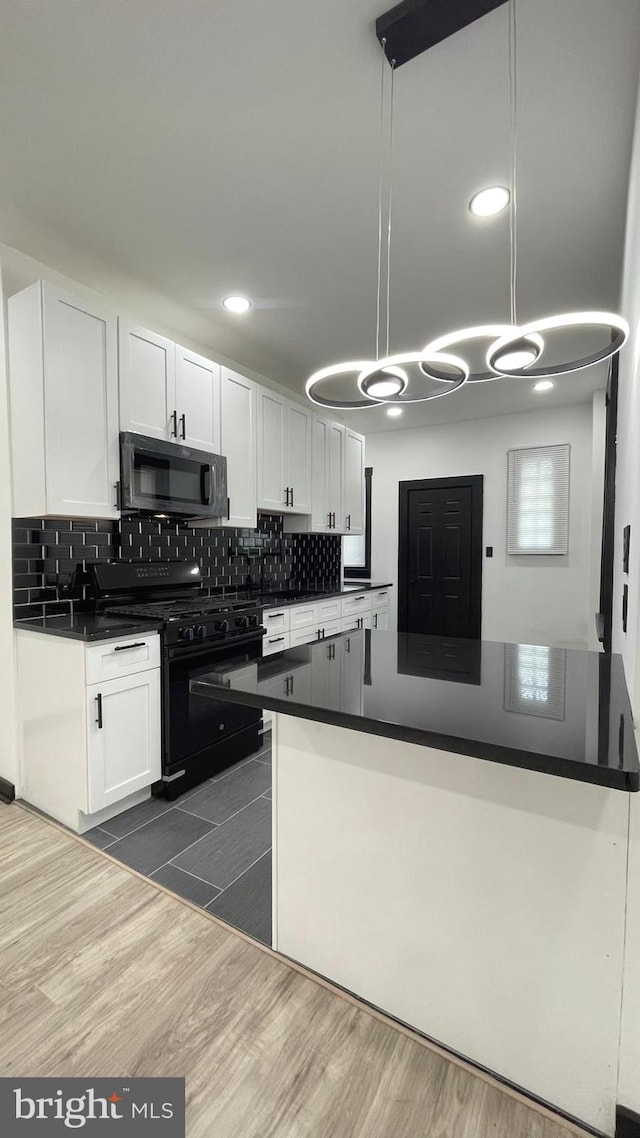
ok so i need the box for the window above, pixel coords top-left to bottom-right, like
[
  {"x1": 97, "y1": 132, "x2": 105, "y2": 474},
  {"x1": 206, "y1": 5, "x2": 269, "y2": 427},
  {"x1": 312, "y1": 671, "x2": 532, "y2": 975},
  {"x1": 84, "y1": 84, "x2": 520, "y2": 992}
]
[
  {"x1": 507, "y1": 444, "x2": 570, "y2": 555},
  {"x1": 343, "y1": 467, "x2": 372, "y2": 578}
]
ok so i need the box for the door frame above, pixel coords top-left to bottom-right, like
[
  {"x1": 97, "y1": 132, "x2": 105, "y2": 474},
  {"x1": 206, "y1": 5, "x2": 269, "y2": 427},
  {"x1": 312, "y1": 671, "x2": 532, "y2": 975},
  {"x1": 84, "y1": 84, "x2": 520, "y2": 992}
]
[{"x1": 398, "y1": 475, "x2": 484, "y2": 638}]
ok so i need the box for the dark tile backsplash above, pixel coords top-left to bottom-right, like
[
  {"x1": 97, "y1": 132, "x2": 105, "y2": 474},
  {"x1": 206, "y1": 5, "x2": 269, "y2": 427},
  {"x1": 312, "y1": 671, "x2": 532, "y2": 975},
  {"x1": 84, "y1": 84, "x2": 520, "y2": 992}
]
[{"x1": 12, "y1": 514, "x2": 341, "y2": 620}]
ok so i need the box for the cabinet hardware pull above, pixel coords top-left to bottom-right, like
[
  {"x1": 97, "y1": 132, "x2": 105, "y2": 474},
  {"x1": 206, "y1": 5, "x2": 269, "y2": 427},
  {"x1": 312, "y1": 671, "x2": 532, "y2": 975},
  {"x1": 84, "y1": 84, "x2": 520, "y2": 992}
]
[
  {"x1": 269, "y1": 636, "x2": 285, "y2": 644},
  {"x1": 346, "y1": 514, "x2": 351, "y2": 530},
  {"x1": 327, "y1": 512, "x2": 332, "y2": 528},
  {"x1": 265, "y1": 613, "x2": 283, "y2": 620},
  {"x1": 316, "y1": 628, "x2": 322, "y2": 640},
  {"x1": 114, "y1": 481, "x2": 121, "y2": 511},
  {"x1": 291, "y1": 487, "x2": 294, "y2": 508},
  {"x1": 374, "y1": 613, "x2": 378, "y2": 628},
  {"x1": 95, "y1": 693, "x2": 103, "y2": 729},
  {"x1": 227, "y1": 496, "x2": 230, "y2": 520},
  {"x1": 170, "y1": 410, "x2": 178, "y2": 437},
  {"x1": 180, "y1": 413, "x2": 186, "y2": 440},
  {"x1": 114, "y1": 642, "x2": 146, "y2": 652}
]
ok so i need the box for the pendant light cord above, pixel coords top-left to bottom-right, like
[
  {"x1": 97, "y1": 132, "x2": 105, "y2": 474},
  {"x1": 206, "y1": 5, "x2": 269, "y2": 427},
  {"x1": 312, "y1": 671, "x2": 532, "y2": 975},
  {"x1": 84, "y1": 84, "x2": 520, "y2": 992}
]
[
  {"x1": 386, "y1": 57, "x2": 395, "y2": 357},
  {"x1": 376, "y1": 40, "x2": 386, "y2": 361},
  {"x1": 508, "y1": 0, "x2": 518, "y2": 326}
]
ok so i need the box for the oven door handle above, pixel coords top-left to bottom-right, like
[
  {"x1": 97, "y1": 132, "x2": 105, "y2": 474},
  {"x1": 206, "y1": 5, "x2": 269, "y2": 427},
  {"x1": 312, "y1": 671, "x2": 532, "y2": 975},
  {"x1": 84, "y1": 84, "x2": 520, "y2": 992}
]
[{"x1": 167, "y1": 630, "x2": 264, "y2": 661}]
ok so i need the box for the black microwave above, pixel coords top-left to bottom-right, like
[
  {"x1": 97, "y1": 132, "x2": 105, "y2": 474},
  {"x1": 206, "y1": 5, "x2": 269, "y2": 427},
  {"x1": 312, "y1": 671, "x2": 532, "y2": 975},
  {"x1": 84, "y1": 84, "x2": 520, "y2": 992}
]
[{"x1": 119, "y1": 432, "x2": 228, "y2": 519}]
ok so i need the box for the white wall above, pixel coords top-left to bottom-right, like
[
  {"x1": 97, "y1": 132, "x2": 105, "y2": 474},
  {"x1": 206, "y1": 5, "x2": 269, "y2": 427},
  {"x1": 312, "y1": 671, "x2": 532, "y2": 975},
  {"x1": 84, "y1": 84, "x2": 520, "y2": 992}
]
[
  {"x1": 612, "y1": 72, "x2": 640, "y2": 1116},
  {"x1": 0, "y1": 255, "x2": 18, "y2": 790},
  {"x1": 367, "y1": 401, "x2": 602, "y2": 650}
]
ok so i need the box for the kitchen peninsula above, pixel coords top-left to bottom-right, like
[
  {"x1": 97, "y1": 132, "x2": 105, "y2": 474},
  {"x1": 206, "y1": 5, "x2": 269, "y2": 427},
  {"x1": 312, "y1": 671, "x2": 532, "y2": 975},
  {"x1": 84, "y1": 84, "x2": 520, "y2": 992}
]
[{"x1": 192, "y1": 629, "x2": 639, "y2": 1135}]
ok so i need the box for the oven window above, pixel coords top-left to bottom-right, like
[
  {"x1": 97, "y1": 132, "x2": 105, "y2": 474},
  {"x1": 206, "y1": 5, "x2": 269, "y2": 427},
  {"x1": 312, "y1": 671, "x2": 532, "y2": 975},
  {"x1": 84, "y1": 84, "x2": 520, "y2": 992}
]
[{"x1": 133, "y1": 453, "x2": 206, "y2": 506}]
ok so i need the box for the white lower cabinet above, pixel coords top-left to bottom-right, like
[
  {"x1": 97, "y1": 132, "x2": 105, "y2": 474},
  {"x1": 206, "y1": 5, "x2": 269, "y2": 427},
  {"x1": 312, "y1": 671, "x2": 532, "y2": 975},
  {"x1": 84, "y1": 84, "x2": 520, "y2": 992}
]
[
  {"x1": 86, "y1": 670, "x2": 161, "y2": 814},
  {"x1": 16, "y1": 630, "x2": 161, "y2": 833},
  {"x1": 372, "y1": 609, "x2": 390, "y2": 630}
]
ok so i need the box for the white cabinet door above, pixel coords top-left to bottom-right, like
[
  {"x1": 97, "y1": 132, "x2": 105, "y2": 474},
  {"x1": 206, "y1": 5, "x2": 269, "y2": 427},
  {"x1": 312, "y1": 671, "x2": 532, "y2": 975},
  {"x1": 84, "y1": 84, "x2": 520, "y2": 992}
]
[
  {"x1": 311, "y1": 416, "x2": 330, "y2": 531},
  {"x1": 220, "y1": 368, "x2": 257, "y2": 528},
  {"x1": 328, "y1": 421, "x2": 345, "y2": 532},
  {"x1": 119, "y1": 321, "x2": 176, "y2": 441},
  {"x1": 175, "y1": 345, "x2": 220, "y2": 453},
  {"x1": 86, "y1": 670, "x2": 161, "y2": 814},
  {"x1": 257, "y1": 388, "x2": 287, "y2": 511},
  {"x1": 43, "y1": 283, "x2": 120, "y2": 518},
  {"x1": 372, "y1": 609, "x2": 390, "y2": 631},
  {"x1": 286, "y1": 402, "x2": 312, "y2": 513},
  {"x1": 344, "y1": 428, "x2": 365, "y2": 534}
]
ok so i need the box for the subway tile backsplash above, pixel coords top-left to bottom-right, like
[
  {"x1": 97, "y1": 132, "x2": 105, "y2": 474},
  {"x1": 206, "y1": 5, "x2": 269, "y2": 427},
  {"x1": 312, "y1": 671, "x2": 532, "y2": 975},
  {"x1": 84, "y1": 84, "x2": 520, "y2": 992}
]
[{"x1": 12, "y1": 514, "x2": 341, "y2": 620}]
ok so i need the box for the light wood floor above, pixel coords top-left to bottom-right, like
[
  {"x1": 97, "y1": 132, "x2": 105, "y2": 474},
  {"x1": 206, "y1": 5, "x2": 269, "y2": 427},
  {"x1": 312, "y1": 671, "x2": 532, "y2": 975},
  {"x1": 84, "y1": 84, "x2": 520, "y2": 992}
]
[{"x1": 0, "y1": 803, "x2": 583, "y2": 1138}]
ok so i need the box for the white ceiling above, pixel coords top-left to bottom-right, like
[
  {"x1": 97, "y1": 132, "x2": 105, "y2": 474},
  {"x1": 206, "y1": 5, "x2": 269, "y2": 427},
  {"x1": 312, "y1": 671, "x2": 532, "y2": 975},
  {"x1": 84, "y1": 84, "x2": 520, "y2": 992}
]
[{"x1": 0, "y1": 0, "x2": 639, "y2": 433}]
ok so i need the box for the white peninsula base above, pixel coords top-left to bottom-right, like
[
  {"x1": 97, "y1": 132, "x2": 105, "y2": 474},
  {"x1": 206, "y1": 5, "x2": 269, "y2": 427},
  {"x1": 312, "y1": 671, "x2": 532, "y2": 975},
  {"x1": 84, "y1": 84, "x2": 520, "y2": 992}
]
[{"x1": 271, "y1": 713, "x2": 629, "y2": 1135}]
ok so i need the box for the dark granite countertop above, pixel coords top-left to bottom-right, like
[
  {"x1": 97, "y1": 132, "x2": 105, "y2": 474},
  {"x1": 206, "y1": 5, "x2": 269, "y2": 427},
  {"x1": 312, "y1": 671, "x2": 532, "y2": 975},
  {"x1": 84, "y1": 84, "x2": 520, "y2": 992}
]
[
  {"x1": 13, "y1": 613, "x2": 163, "y2": 642},
  {"x1": 256, "y1": 583, "x2": 392, "y2": 608},
  {"x1": 191, "y1": 630, "x2": 640, "y2": 792}
]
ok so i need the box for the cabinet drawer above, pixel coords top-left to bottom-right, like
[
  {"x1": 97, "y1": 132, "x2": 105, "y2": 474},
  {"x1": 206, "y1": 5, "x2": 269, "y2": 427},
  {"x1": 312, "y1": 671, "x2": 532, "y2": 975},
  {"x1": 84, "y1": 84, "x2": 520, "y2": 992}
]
[
  {"x1": 289, "y1": 603, "x2": 319, "y2": 631},
  {"x1": 85, "y1": 634, "x2": 160, "y2": 684},
  {"x1": 341, "y1": 616, "x2": 365, "y2": 633},
  {"x1": 341, "y1": 593, "x2": 372, "y2": 618},
  {"x1": 371, "y1": 588, "x2": 390, "y2": 609},
  {"x1": 320, "y1": 619, "x2": 341, "y2": 639},
  {"x1": 262, "y1": 608, "x2": 290, "y2": 635},
  {"x1": 263, "y1": 630, "x2": 291, "y2": 657},
  {"x1": 290, "y1": 625, "x2": 320, "y2": 647},
  {"x1": 318, "y1": 598, "x2": 341, "y2": 623}
]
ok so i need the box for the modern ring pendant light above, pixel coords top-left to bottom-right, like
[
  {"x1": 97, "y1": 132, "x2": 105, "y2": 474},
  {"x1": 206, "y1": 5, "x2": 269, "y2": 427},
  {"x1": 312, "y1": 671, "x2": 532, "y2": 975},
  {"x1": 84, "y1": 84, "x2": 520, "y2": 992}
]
[
  {"x1": 484, "y1": 0, "x2": 628, "y2": 378},
  {"x1": 305, "y1": 0, "x2": 628, "y2": 412},
  {"x1": 306, "y1": 39, "x2": 469, "y2": 409}
]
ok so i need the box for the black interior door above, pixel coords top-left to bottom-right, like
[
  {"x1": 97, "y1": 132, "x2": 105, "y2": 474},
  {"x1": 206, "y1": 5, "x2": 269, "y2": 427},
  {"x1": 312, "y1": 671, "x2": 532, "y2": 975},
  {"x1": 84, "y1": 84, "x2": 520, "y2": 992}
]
[{"x1": 398, "y1": 476, "x2": 483, "y2": 638}]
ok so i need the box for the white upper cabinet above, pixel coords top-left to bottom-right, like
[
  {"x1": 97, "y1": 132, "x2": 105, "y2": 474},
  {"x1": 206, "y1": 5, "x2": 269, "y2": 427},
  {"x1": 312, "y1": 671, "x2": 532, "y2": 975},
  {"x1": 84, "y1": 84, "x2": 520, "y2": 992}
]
[
  {"x1": 119, "y1": 321, "x2": 176, "y2": 441},
  {"x1": 310, "y1": 416, "x2": 344, "y2": 533},
  {"x1": 286, "y1": 401, "x2": 312, "y2": 513},
  {"x1": 257, "y1": 387, "x2": 312, "y2": 513},
  {"x1": 175, "y1": 345, "x2": 220, "y2": 453},
  {"x1": 344, "y1": 427, "x2": 365, "y2": 534},
  {"x1": 257, "y1": 388, "x2": 287, "y2": 511},
  {"x1": 120, "y1": 323, "x2": 219, "y2": 452},
  {"x1": 328, "y1": 421, "x2": 346, "y2": 531},
  {"x1": 310, "y1": 416, "x2": 330, "y2": 531},
  {"x1": 220, "y1": 367, "x2": 257, "y2": 528},
  {"x1": 8, "y1": 280, "x2": 119, "y2": 519}
]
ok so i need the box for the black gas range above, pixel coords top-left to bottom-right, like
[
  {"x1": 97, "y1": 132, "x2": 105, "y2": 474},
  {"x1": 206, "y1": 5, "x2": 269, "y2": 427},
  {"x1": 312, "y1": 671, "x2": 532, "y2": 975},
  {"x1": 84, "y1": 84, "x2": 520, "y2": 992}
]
[{"x1": 88, "y1": 560, "x2": 265, "y2": 799}]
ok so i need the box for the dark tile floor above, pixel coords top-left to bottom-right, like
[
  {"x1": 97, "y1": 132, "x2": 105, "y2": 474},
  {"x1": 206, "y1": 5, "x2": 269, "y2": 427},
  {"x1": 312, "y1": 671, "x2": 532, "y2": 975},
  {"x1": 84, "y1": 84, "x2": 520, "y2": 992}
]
[{"x1": 84, "y1": 736, "x2": 273, "y2": 945}]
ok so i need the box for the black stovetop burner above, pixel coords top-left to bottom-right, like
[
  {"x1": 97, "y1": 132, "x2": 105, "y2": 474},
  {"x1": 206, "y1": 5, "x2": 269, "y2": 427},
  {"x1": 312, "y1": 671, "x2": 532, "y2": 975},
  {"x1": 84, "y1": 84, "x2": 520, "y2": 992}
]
[{"x1": 106, "y1": 596, "x2": 254, "y2": 622}]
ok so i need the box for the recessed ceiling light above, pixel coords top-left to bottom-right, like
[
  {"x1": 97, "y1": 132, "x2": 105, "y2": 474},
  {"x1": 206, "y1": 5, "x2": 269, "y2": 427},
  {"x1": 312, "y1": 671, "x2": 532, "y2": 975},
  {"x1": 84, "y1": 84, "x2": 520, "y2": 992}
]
[
  {"x1": 534, "y1": 380, "x2": 555, "y2": 392},
  {"x1": 222, "y1": 295, "x2": 251, "y2": 314},
  {"x1": 469, "y1": 186, "x2": 510, "y2": 218},
  {"x1": 386, "y1": 407, "x2": 403, "y2": 417}
]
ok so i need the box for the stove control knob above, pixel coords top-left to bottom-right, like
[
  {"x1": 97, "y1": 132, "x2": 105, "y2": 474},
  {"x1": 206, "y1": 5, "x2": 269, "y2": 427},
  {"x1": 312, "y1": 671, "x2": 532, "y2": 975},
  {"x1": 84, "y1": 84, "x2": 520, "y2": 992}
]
[
  {"x1": 180, "y1": 626, "x2": 196, "y2": 642},
  {"x1": 237, "y1": 615, "x2": 249, "y2": 630},
  {"x1": 248, "y1": 613, "x2": 258, "y2": 627},
  {"x1": 215, "y1": 619, "x2": 229, "y2": 633},
  {"x1": 195, "y1": 625, "x2": 206, "y2": 639}
]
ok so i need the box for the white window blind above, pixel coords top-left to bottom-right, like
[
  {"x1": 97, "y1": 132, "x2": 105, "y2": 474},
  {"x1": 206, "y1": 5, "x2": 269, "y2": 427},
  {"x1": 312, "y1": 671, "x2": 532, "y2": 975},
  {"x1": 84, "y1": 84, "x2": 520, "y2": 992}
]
[
  {"x1": 343, "y1": 533, "x2": 366, "y2": 569},
  {"x1": 507, "y1": 444, "x2": 570, "y2": 555}
]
